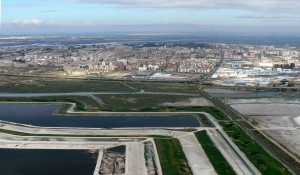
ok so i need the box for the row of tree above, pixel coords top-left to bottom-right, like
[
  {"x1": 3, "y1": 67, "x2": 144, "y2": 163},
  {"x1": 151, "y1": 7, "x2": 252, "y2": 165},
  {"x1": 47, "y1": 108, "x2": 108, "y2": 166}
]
[{"x1": 274, "y1": 63, "x2": 295, "y2": 69}]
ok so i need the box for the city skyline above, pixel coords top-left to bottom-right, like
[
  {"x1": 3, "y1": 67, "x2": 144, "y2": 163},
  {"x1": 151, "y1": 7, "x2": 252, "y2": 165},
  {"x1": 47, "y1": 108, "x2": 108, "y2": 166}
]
[{"x1": 1, "y1": 0, "x2": 300, "y2": 35}]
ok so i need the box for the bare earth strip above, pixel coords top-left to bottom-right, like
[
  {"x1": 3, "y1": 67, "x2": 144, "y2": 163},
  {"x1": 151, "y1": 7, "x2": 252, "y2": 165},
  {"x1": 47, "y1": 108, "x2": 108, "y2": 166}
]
[
  {"x1": 151, "y1": 138, "x2": 163, "y2": 175},
  {"x1": 0, "y1": 122, "x2": 174, "y2": 136},
  {"x1": 294, "y1": 116, "x2": 300, "y2": 126},
  {"x1": 125, "y1": 142, "x2": 148, "y2": 175},
  {"x1": 204, "y1": 113, "x2": 261, "y2": 175},
  {"x1": 207, "y1": 129, "x2": 258, "y2": 175},
  {"x1": 176, "y1": 132, "x2": 217, "y2": 175},
  {"x1": 230, "y1": 101, "x2": 300, "y2": 160},
  {"x1": 163, "y1": 97, "x2": 214, "y2": 107},
  {"x1": 0, "y1": 133, "x2": 137, "y2": 150},
  {"x1": 230, "y1": 103, "x2": 300, "y2": 116},
  {"x1": 93, "y1": 151, "x2": 104, "y2": 175}
]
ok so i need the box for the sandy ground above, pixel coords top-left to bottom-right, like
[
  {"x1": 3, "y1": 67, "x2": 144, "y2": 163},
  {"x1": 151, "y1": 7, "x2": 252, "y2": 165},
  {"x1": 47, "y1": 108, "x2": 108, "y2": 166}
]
[
  {"x1": 0, "y1": 132, "x2": 144, "y2": 150},
  {"x1": 163, "y1": 97, "x2": 214, "y2": 106},
  {"x1": 228, "y1": 98, "x2": 300, "y2": 104},
  {"x1": 0, "y1": 123, "x2": 151, "y2": 150},
  {"x1": 0, "y1": 122, "x2": 177, "y2": 136},
  {"x1": 125, "y1": 142, "x2": 148, "y2": 175},
  {"x1": 93, "y1": 151, "x2": 103, "y2": 175},
  {"x1": 230, "y1": 103, "x2": 300, "y2": 116},
  {"x1": 176, "y1": 132, "x2": 217, "y2": 175},
  {"x1": 100, "y1": 146, "x2": 126, "y2": 175},
  {"x1": 228, "y1": 98, "x2": 274, "y2": 104},
  {"x1": 246, "y1": 116, "x2": 298, "y2": 128},
  {"x1": 229, "y1": 100, "x2": 300, "y2": 161},
  {"x1": 294, "y1": 116, "x2": 300, "y2": 126}
]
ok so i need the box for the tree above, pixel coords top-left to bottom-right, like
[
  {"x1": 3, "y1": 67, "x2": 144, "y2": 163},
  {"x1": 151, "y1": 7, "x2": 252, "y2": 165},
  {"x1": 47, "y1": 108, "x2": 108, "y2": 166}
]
[{"x1": 290, "y1": 63, "x2": 295, "y2": 69}]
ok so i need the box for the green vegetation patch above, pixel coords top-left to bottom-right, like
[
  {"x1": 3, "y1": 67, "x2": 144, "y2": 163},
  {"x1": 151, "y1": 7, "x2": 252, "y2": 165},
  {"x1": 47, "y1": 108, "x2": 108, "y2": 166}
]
[
  {"x1": 194, "y1": 130, "x2": 236, "y2": 175},
  {"x1": 196, "y1": 114, "x2": 214, "y2": 127},
  {"x1": 221, "y1": 122, "x2": 291, "y2": 175},
  {"x1": 0, "y1": 78, "x2": 132, "y2": 93},
  {"x1": 56, "y1": 104, "x2": 73, "y2": 114},
  {"x1": 98, "y1": 104, "x2": 229, "y2": 121},
  {"x1": 155, "y1": 138, "x2": 192, "y2": 175},
  {"x1": 0, "y1": 77, "x2": 200, "y2": 93},
  {"x1": 99, "y1": 94, "x2": 192, "y2": 111},
  {"x1": 127, "y1": 81, "x2": 200, "y2": 93},
  {"x1": 0, "y1": 96, "x2": 100, "y2": 111}
]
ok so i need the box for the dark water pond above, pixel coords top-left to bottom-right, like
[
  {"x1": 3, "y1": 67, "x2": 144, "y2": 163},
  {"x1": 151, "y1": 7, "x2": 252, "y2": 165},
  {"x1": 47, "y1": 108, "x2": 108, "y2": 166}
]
[
  {"x1": 0, "y1": 149, "x2": 98, "y2": 175},
  {"x1": 0, "y1": 103, "x2": 200, "y2": 128}
]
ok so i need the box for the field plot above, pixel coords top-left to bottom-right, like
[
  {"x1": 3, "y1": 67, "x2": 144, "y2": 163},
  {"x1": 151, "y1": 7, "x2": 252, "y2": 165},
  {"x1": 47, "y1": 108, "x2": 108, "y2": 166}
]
[
  {"x1": 0, "y1": 77, "x2": 200, "y2": 93},
  {"x1": 0, "y1": 96, "x2": 100, "y2": 111},
  {"x1": 194, "y1": 131, "x2": 235, "y2": 175},
  {"x1": 99, "y1": 94, "x2": 193, "y2": 111},
  {"x1": 229, "y1": 98, "x2": 300, "y2": 160},
  {"x1": 99, "y1": 94, "x2": 212, "y2": 111},
  {"x1": 154, "y1": 138, "x2": 192, "y2": 175},
  {"x1": 229, "y1": 103, "x2": 300, "y2": 116},
  {"x1": 221, "y1": 122, "x2": 292, "y2": 175}
]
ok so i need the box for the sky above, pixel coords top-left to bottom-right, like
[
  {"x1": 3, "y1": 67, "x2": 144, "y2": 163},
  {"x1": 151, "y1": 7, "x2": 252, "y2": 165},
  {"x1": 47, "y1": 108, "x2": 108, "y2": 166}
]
[{"x1": 1, "y1": 0, "x2": 300, "y2": 35}]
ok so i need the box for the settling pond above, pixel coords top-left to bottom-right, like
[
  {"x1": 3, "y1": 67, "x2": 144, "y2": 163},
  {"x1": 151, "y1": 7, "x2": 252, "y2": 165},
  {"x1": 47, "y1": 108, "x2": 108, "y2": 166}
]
[
  {"x1": 0, "y1": 103, "x2": 200, "y2": 128},
  {"x1": 0, "y1": 149, "x2": 98, "y2": 175}
]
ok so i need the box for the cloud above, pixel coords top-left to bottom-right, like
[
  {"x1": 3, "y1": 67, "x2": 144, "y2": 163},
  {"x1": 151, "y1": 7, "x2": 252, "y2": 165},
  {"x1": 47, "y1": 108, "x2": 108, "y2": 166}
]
[
  {"x1": 13, "y1": 19, "x2": 43, "y2": 26},
  {"x1": 68, "y1": 0, "x2": 300, "y2": 13}
]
